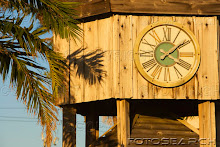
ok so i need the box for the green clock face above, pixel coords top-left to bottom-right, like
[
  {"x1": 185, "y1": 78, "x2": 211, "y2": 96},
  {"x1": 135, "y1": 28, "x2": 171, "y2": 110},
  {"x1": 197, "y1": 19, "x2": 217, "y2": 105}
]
[
  {"x1": 154, "y1": 42, "x2": 178, "y2": 67},
  {"x1": 134, "y1": 22, "x2": 200, "y2": 87}
]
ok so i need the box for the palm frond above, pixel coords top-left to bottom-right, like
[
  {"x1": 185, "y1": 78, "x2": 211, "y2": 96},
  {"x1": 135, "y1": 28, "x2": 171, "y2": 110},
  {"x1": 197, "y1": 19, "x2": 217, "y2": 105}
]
[
  {"x1": 0, "y1": 0, "x2": 104, "y2": 146},
  {"x1": 0, "y1": 0, "x2": 82, "y2": 39},
  {"x1": 0, "y1": 15, "x2": 68, "y2": 146}
]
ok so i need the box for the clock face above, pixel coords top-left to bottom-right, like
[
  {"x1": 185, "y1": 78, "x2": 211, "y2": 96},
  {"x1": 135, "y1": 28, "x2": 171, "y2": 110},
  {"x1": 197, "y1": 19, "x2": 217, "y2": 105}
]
[{"x1": 134, "y1": 22, "x2": 200, "y2": 87}]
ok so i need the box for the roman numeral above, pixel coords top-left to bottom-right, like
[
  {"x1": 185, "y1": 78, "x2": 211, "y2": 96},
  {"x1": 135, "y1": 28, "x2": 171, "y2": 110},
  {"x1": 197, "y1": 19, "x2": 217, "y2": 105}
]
[
  {"x1": 149, "y1": 30, "x2": 161, "y2": 45},
  {"x1": 180, "y1": 52, "x2": 194, "y2": 57},
  {"x1": 140, "y1": 50, "x2": 153, "y2": 57},
  {"x1": 163, "y1": 27, "x2": 171, "y2": 41},
  {"x1": 177, "y1": 59, "x2": 191, "y2": 70},
  {"x1": 178, "y1": 40, "x2": 191, "y2": 49},
  {"x1": 151, "y1": 65, "x2": 162, "y2": 79},
  {"x1": 173, "y1": 29, "x2": 181, "y2": 43},
  {"x1": 164, "y1": 68, "x2": 171, "y2": 81},
  {"x1": 142, "y1": 59, "x2": 156, "y2": 69},
  {"x1": 142, "y1": 39, "x2": 156, "y2": 50},
  {"x1": 174, "y1": 66, "x2": 182, "y2": 79}
]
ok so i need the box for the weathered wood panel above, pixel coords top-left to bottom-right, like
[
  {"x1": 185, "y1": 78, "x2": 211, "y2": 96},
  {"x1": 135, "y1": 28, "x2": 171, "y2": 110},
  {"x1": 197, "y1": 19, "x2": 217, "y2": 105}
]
[
  {"x1": 61, "y1": 0, "x2": 220, "y2": 19},
  {"x1": 97, "y1": 17, "x2": 113, "y2": 100},
  {"x1": 129, "y1": 115, "x2": 199, "y2": 147},
  {"x1": 117, "y1": 100, "x2": 130, "y2": 147},
  {"x1": 112, "y1": 15, "x2": 120, "y2": 98},
  {"x1": 69, "y1": 23, "x2": 84, "y2": 104},
  {"x1": 83, "y1": 20, "x2": 98, "y2": 102},
  {"x1": 195, "y1": 17, "x2": 219, "y2": 100},
  {"x1": 54, "y1": 15, "x2": 219, "y2": 105},
  {"x1": 110, "y1": 0, "x2": 220, "y2": 15},
  {"x1": 198, "y1": 101, "x2": 216, "y2": 147},
  {"x1": 53, "y1": 34, "x2": 71, "y2": 105},
  {"x1": 62, "y1": 0, "x2": 111, "y2": 18},
  {"x1": 119, "y1": 15, "x2": 133, "y2": 98}
]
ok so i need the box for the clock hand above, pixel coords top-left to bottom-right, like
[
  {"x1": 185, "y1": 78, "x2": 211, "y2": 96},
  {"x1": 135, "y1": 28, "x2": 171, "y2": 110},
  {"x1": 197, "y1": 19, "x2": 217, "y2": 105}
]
[
  {"x1": 160, "y1": 49, "x2": 179, "y2": 63},
  {"x1": 160, "y1": 39, "x2": 186, "y2": 60}
]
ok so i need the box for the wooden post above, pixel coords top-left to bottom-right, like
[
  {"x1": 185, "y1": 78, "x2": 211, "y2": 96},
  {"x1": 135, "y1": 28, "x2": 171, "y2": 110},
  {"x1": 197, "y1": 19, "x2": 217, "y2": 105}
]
[
  {"x1": 198, "y1": 101, "x2": 216, "y2": 147},
  {"x1": 62, "y1": 105, "x2": 76, "y2": 147},
  {"x1": 86, "y1": 109, "x2": 99, "y2": 147},
  {"x1": 215, "y1": 102, "x2": 220, "y2": 146},
  {"x1": 117, "y1": 100, "x2": 130, "y2": 147}
]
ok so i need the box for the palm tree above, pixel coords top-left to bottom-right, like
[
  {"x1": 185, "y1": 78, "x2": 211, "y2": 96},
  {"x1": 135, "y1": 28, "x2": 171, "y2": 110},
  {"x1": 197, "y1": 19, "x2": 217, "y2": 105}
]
[{"x1": 0, "y1": 0, "x2": 83, "y2": 146}]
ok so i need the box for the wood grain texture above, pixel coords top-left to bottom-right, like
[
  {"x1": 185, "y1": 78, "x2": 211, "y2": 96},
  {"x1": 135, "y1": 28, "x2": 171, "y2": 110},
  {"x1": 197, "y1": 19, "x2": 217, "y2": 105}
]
[
  {"x1": 69, "y1": 0, "x2": 111, "y2": 18},
  {"x1": 129, "y1": 114, "x2": 199, "y2": 147},
  {"x1": 117, "y1": 100, "x2": 130, "y2": 147},
  {"x1": 54, "y1": 15, "x2": 219, "y2": 105},
  {"x1": 199, "y1": 101, "x2": 216, "y2": 147},
  {"x1": 119, "y1": 15, "x2": 133, "y2": 98},
  {"x1": 61, "y1": 0, "x2": 220, "y2": 19},
  {"x1": 110, "y1": 0, "x2": 220, "y2": 15},
  {"x1": 83, "y1": 21, "x2": 98, "y2": 102},
  {"x1": 69, "y1": 23, "x2": 84, "y2": 104},
  {"x1": 53, "y1": 34, "x2": 71, "y2": 105},
  {"x1": 62, "y1": 106, "x2": 76, "y2": 147}
]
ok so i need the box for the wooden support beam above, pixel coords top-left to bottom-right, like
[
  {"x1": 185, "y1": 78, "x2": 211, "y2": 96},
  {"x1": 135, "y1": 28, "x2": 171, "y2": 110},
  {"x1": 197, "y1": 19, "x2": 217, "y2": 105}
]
[
  {"x1": 117, "y1": 100, "x2": 130, "y2": 147},
  {"x1": 198, "y1": 101, "x2": 216, "y2": 147},
  {"x1": 177, "y1": 118, "x2": 199, "y2": 135},
  {"x1": 62, "y1": 105, "x2": 76, "y2": 147},
  {"x1": 86, "y1": 109, "x2": 99, "y2": 147},
  {"x1": 215, "y1": 102, "x2": 220, "y2": 146}
]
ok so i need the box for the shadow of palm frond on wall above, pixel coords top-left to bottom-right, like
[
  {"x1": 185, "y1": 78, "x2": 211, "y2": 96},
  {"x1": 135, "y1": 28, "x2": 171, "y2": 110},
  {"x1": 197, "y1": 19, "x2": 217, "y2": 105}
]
[{"x1": 67, "y1": 47, "x2": 106, "y2": 85}]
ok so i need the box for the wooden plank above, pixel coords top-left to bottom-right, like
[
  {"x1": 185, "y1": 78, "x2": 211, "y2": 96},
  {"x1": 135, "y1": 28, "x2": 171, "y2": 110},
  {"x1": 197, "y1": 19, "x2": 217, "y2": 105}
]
[
  {"x1": 177, "y1": 119, "x2": 199, "y2": 135},
  {"x1": 62, "y1": 105, "x2": 76, "y2": 147},
  {"x1": 99, "y1": 123, "x2": 117, "y2": 138},
  {"x1": 131, "y1": 129, "x2": 197, "y2": 136},
  {"x1": 195, "y1": 17, "x2": 219, "y2": 100},
  {"x1": 67, "y1": 0, "x2": 111, "y2": 18},
  {"x1": 119, "y1": 15, "x2": 133, "y2": 99},
  {"x1": 80, "y1": 0, "x2": 111, "y2": 18},
  {"x1": 132, "y1": 16, "x2": 151, "y2": 99},
  {"x1": 110, "y1": 0, "x2": 220, "y2": 16},
  {"x1": 112, "y1": 15, "x2": 120, "y2": 98},
  {"x1": 198, "y1": 101, "x2": 216, "y2": 147},
  {"x1": 117, "y1": 100, "x2": 130, "y2": 147},
  {"x1": 97, "y1": 17, "x2": 113, "y2": 100},
  {"x1": 133, "y1": 123, "x2": 190, "y2": 131},
  {"x1": 53, "y1": 35, "x2": 71, "y2": 105},
  {"x1": 83, "y1": 21, "x2": 97, "y2": 102},
  {"x1": 117, "y1": 100, "x2": 121, "y2": 147},
  {"x1": 63, "y1": 0, "x2": 220, "y2": 19},
  {"x1": 69, "y1": 23, "x2": 84, "y2": 104}
]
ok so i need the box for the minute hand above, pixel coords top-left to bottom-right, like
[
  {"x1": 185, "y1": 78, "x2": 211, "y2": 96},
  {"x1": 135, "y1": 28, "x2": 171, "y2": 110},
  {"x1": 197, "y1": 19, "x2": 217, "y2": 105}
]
[{"x1": 160, "y1": 40, "x2": 186, "y2": 60}]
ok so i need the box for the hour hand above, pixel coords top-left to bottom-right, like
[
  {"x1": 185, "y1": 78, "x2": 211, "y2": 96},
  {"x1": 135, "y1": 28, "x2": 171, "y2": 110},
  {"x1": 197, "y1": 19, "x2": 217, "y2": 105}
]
[
  {"x1": 160, "y1": 40, "x2": 186, "y2": 60},
  {"x1": 160, "y1": 49, "x2": 179, "y2": 63}
]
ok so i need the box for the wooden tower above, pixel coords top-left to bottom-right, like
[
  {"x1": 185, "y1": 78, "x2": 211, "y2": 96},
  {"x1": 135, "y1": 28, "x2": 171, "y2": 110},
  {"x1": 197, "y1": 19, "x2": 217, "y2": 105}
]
[{"x1": 54, "y1": 0, "x2": 220, "y2": 147}]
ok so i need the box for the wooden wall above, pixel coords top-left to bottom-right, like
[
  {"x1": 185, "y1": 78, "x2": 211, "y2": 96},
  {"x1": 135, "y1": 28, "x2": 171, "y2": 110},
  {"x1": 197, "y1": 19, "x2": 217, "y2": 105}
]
[{"x1": 54, "y1": 15, "x2": 219, "y2": 105}]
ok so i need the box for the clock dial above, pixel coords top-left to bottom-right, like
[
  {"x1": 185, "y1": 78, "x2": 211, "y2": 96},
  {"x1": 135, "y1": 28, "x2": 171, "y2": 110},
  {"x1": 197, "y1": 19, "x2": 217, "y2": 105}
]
[{"x1": 134, "y1": 22, "x2": 200, "y2": 87}]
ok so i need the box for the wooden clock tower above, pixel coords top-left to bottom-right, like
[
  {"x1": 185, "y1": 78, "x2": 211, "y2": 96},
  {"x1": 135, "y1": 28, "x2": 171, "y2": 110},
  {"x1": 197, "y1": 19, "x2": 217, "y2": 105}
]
[{"x1": 54, "y1": 0, "x2": 220, "y2": 147}]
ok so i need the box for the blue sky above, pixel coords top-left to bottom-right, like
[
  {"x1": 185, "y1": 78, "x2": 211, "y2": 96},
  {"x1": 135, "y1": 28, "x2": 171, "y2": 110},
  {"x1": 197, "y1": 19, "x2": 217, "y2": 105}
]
[
  {"x1": 0, "y1": 10, "x2": 112, "y2": 147},
  {"x1": 0, "y1": 80, "x2": 111, "y2": 147}
]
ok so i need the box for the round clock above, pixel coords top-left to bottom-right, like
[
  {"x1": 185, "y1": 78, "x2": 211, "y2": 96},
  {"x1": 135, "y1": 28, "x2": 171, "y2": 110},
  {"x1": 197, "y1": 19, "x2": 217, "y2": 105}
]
[{"x1": 134, "y1": 22, "x2": 200, "y2": 87}]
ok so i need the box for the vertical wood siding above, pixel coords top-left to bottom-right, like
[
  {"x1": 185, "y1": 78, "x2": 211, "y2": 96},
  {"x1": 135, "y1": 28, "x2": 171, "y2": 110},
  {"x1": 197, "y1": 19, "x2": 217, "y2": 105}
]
[{"x1": 54, "y1": 15, "x2": 219, "y2": 104}]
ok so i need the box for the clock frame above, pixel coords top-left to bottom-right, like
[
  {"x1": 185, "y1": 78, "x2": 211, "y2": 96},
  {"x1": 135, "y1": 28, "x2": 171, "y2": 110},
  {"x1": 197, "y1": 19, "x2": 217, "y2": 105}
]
[{"x1": 134, "y1": 21, "x2": 200, "y2": 87}]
